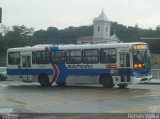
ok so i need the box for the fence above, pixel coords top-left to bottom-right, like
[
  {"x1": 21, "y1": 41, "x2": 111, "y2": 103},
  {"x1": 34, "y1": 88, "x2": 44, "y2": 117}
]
[{"x1": 152, "y1": 69, "x2": 160, "y2": 79}]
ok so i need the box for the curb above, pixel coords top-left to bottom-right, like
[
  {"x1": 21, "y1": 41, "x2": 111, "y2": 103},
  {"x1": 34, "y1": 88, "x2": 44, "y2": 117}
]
[
  {"x1": 141, "y1": 82, "x2": 160, "y2": 85},
  {"x1": 139, "y1": 79, "x2": 160, "y2": 85}
]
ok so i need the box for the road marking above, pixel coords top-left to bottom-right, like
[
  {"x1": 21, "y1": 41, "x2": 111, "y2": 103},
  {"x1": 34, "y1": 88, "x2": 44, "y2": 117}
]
[
  {"x1": 150, "y1": 105, "x2": 160, "y2": 113},
  {"x1": 0, "y1": 94, "x2": 7, "y2": 96},
  {"x1": 109, "y1": 106, "x2": 149, "y2": 113},
  {"x1": 0, "y1": 108, "x2": 13, "y2": 113},
  {"x1": 0, "y1": 83, "x2": 8, "y2": 87},
  {"x1": 24, "y1": 107, "x2": 40, "y2": 113}
]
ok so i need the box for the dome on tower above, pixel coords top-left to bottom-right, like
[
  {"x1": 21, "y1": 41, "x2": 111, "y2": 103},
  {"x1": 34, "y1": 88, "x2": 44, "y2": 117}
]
[{"x1": 94, "y1": 10, "x2": 109, "y2": 22}]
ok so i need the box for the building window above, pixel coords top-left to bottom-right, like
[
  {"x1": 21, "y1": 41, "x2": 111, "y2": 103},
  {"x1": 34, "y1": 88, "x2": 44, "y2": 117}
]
[
  {"x1": 106, "y1": 27, "x2": 107, "y2": 32},
  {"x1": 36, "y1": 51, "x2": 49, "y2": 64},
  {"x1": 98, "y1": 26, "x2": 100, "y2": 32},
  {"x1": 100, "y1": 48, "x2": 117, "y2": 63},
  {"x1": 8, "y1": 52, "x2": 20, "y2": 65},
  {"x1": 50, "y1": 50, "x2": 65, "y2": 64},
  {"x1": 83, "y1": 49, "x2": 99, "y2": 64},
  {"x1": 66, "y1": 50, "x2": 81, "y2": 64}
]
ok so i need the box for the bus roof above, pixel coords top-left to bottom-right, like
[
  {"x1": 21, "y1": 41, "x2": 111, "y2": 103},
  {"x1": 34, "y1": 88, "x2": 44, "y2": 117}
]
[
  {"x1": 7, "y1": 44, "x2": 52, "y2": 52},
  {"x1": 7, "y1": 42, "x2": 147, "y2": 52},
  {"x1": 48, "y1": 42, "x2": 147, "y2": 51}
]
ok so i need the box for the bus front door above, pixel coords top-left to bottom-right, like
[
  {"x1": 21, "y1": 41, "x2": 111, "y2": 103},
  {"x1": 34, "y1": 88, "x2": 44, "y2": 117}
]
[
  {"x1": 119, "y1": 52, "x2": 131, "y2": 83},
  {"x1": 21, "y1": 55, "x2": 32, "y2": 82}
]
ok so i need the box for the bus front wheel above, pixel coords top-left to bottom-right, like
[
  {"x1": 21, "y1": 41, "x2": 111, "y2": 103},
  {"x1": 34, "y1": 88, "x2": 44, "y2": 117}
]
[
  {"x1": 99, "y1": 75, "x2": 115, "y2": 88},
  {"x1": 38, "y1": 74, "x2": 50, "y2": 87}
]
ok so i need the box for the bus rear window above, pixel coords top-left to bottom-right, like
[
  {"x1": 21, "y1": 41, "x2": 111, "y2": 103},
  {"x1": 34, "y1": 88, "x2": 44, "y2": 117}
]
[{"x1": 8, "y1": 52, "x2": 20, "y2": 65}]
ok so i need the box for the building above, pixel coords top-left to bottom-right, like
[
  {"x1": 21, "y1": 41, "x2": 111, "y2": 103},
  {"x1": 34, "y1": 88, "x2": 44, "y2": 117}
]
[
  {"x1": 77, "y1": 36, "x2": 93, "y2": 44},
  {"x1": 77, "y1": 10, "x2": 120, "y2": 44}
]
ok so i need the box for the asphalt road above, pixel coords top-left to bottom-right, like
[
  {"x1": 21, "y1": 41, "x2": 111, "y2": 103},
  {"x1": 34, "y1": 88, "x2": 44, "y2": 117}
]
[{"x1": 0, "y1": 80, "x2": 160, "y2": 118}]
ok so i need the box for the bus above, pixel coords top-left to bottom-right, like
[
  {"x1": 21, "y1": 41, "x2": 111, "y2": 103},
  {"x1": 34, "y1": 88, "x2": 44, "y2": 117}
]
[{"x1": 6, "y1": 42, "x2": 152, "y2": 88}]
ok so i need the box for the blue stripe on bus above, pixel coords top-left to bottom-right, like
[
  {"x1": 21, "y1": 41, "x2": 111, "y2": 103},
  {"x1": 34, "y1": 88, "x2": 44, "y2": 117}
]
[
  {"x1": 7, "y1": 68, "x2": 133, "y2": 76},
  {"x1": 7, "y1": 69, "x2": 53, "y2": 75},
  {"x1": 7, "y1": 65, "x2": 151, "y2": 83},
  {"x1": 132, "y1": 68, "x2": 151, "y2": 77},
  {"x1": 7, "y1": 68, "x2": 115, "y2": 76}
]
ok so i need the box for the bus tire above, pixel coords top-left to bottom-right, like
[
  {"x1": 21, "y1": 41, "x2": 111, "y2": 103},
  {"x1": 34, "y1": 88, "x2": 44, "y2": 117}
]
[
  {"x1": 38, "y1": 74, "x2": 50, "y2": 87},
  {"x1": 117, "y1": 84, "x2": 128, "y2": 88},
  {"x1": 99, "y1": 75, "x2": 115, "y2": 88}
]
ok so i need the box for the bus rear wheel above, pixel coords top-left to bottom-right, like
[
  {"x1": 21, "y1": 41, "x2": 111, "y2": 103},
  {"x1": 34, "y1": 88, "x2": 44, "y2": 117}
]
[
  {"x1": 38, "y1": 74, "x2": 51, "y2": 87},
  {"x1": 99, "y1": 75, "x2": 115, "y2": 88},
  {"x1": 117, "y1": 84, "x2": 128, "y2": 88}
]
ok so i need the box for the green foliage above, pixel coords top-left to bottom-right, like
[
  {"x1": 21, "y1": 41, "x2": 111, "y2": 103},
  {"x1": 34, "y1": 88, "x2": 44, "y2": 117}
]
[
  {"x1": 1, "y1": 23, "x2": 160, "y2": 66},
  {"x1": 0, "y1": 33, "x2": 5, "y2": 54},
  {"x1": 0, "y1": 23, "x2": 160, "y2": 56},
  {"x1": 0, "y1": 25, "x2": 34, "y2": 54}
]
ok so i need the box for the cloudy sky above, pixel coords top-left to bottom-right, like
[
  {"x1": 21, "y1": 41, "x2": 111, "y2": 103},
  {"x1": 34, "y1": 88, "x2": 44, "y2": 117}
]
[{"x1": 0, "y1": 0, "x2": 160, "y2": 30}]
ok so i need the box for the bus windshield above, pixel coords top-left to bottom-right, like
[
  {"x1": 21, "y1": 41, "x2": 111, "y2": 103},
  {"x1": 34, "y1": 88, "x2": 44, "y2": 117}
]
[{"x1": 133, "y1": 50, "x2": 151, "y2": 69}]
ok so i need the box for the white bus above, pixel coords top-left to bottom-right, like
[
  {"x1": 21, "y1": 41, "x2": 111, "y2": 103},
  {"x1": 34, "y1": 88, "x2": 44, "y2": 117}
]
[{"x1": 7, "y1": 42, "x2": 152, "y2": 88}]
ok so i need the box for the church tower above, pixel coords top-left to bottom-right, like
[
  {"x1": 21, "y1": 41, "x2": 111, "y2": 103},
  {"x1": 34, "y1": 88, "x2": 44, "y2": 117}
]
[{"x1": 93, "y1": 10, "x2": 111, "y2": 43}]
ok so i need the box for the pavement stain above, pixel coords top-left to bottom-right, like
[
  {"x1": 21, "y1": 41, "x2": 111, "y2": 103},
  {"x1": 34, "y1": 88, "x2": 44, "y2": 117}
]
[
  {"x1": 109, "y1": 105, "x2": 160, "y2": 113},
  {"x1": 5, "y1": 97, "x2": 26, "y2": 105},
  {"x1": 1, "y1": 81, "x2": 160, "y2": 113}
]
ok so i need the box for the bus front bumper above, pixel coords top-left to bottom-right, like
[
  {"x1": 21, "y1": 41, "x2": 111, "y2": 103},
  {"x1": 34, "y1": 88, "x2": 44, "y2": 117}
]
[{"x1": 133, "y1": 75, "x2": 152, "y2": 84}]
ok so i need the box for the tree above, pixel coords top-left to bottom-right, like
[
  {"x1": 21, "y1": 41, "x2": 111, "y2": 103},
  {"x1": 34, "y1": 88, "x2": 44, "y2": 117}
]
[
  {"x1": 12, "y1": 25, "x2": 34, "y2": 36},
  {"x1": 47, "y1": 27, "x2": 59, "y2": 38},
  {"x1": 155, "y1": 25, "x2": 160, "y2": 36},
  {"x1": 1, "y1": 23, "x2": 160, "y2": 55},
  {"x1": 0, "y1": 24, "x2": 9, "y2": 35},
  {"x1": 3, "y1": 25, "x2": 34, "y2": 49},
  {"x1": 33, "y1": 30, "x2": 47, "y2": 39}
]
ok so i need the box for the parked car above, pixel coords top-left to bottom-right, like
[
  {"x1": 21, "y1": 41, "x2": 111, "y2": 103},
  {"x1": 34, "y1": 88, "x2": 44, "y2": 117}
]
[{"x1": 0, "y1": 67, "x2": 8, "y2": 81}]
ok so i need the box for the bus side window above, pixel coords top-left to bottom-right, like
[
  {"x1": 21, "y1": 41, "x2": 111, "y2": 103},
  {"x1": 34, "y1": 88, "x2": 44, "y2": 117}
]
[
  {"x1": 66, "y1": 50, "x2": 81, "y2": 64},
  {"x1": 110, "y1": 49, "x2": 117, "y2": 63},
  {"x1": 83, "y1": 49, "x2": 99, "y2": 64},
  {"x1": 50, "y1": 50, "x2": 65, "y2": 64},
  {"x1": 36, "y1": 51, "x2": 49, "y2": 64},
  {"x1": 100, "y1": 48, "x2": 117, "y2": 63},
  {"x1": 8, "y1": 52, "x2": 20, "y2": 65},
  {"x1": 120, "y1": 53, "x2": 125, "y2": 67},
  {"x1": 126, "y1": 53, "x2": 130, "y2": 67},
  {"x1": 32, "y1": 52, "x2": 36, "y2": 64}
]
